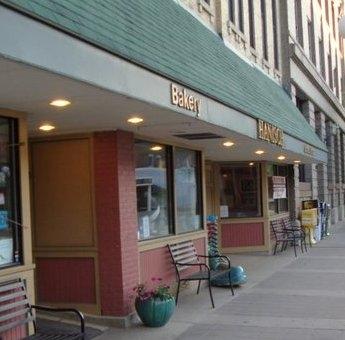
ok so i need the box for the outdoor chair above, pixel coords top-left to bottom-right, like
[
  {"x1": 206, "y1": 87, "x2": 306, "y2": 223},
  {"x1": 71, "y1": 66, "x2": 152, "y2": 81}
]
[
  {"x1": 168, "y1": 240, "x2": 234, "y2": 308},
  {"x1": 271, "y1": 219, "x2": 288, "y2": 255},
  {"x1": 0, "y1": 279, "x2": 85, "y2": 339},
  {"x1": 282, "y1": 217, "x2": 308, "y2": 255},
  {"x1": 271, "y1": 219, "x2": 307, "y2": 257}
]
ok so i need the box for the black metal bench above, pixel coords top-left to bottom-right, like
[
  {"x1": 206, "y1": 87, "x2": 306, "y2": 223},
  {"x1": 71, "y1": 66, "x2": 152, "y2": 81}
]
[
  {"x1": 168, "y1": 240, "x2": 234, "y2": 308},
  {"x1": 271, "y1": 218, "x2": 307, "y2": 257},
  {"x1": 0, "y1": 279, "x2": 85, "y2": 339}
]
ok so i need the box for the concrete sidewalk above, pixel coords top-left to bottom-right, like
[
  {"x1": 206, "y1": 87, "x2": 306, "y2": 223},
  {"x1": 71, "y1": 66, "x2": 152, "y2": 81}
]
[{"x1": 96, "y1": 223, "x2": 345, "y2": 339}]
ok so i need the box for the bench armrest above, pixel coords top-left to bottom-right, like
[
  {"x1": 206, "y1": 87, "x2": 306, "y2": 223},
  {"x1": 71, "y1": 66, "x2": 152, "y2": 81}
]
[
  {"x1": 198, "y1": 255, "x2": 231, "y2": 269},
  {"x1": 31, "y1": 305, "x2": 85, "y2": 335},
  {"x1": 175, "y1": 261, "x2": 210, "y2": 271}
]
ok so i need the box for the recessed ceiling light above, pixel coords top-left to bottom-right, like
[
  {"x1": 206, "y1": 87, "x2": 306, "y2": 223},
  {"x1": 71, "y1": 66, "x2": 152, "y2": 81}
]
[
  {"x1": 150, "y1": 145, "x2": 162, "y2": 151},
  {"x1": 255, "y1": 150, "x2": 265, "y2": 155},
  {"x1": 249, "y1": 162, "x2": 254, "y2": 166},
  {"x1": 49, "y1": 99, "x2": 71, "y2": 107},
  {"x1": 39, "y1": 123, "x2": 55, "y2": 132},
  {"x1": 294, "y1": 160, "x2": 301, "y2": 164},
  {"x1": 278, "y1": 155, "x2": 286, "y2": 160},
  {"x1": 127, "y1": 117, "x2": 144, "y2": 124},
  {"x1": 223, "y1": 141, "x2": 235, "y2": 147}
]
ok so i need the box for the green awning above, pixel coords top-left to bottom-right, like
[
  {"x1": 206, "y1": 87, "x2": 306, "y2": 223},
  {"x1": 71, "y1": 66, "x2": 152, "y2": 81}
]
[{"x1": 0, "y1": 0, "x2": 327, "y2": 151}]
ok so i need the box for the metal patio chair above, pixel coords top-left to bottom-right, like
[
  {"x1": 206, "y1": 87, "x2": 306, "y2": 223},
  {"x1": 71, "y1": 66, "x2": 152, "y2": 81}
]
[{"x1": 168, "y1": 240, "x2": 234, "y2": 308}]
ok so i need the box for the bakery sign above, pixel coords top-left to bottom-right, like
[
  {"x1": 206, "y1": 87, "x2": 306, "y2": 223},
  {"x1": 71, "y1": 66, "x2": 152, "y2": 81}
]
[
  {"x1": 170, "y1": 83, "x2": 201, "y2": 116},
  {"x1": 257, "y1": 119, "x2": 284, "y2": 147}
]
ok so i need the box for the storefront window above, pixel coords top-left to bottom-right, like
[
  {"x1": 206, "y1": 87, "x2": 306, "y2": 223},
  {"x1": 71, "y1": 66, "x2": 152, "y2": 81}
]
[
  {"x1": 268, "y1": 164, "x2": 289, "y2": 215},
  {"x1": 219, "y1": 163, "x2": 262, "y2": 218},
  {"x1": 135, "y1": 140, "x2": 172, "y2": 240},
  {"x1": 135, "y1": 141, "x2": 203, "y2": 240},
  {"x1": 0, "y1": 117, "x2": 21, "y2": 268},
  {"x1": 174, "y1": 148, "x2": 202, "y2": 233}
]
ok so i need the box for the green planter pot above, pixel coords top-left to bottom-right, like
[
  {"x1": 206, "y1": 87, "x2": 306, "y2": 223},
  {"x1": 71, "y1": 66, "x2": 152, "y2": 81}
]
[{"x1": 135, "y1": 297, "x2": 175, "y2": 327}]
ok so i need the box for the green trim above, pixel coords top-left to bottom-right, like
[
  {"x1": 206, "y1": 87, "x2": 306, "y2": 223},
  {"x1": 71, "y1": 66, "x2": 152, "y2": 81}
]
[{"x1": 0, "y1": 0, "x2": 327, "y2": 151}]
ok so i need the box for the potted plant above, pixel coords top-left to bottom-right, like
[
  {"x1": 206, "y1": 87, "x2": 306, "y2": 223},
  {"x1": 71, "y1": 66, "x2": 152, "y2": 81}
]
[{"x1": 133, "y1": 277, "x2": 175, "y2": 327}]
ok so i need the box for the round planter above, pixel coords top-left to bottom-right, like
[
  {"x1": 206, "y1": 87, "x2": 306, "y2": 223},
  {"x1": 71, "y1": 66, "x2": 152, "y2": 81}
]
[{"x1": 135, "y1": 297, "x2": 175, "y2": 327}]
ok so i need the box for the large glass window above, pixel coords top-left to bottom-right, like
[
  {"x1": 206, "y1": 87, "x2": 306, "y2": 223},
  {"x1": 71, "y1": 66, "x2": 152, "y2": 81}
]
[
  {"x1": 135, "y1": 141, "x2": 203, "y2": 240},
  {"x1": 135, "y1": 141, "x2": 171, "y2": 240},
  {"x1": 0, "y1": 117, "x2": 21, "y2": 268},
  {"x1": 219, "y1": 163, "x2": 261, "y2": 218},
  {"x1": 174, "y1": 148, "x2": 202, "y2": 233}
]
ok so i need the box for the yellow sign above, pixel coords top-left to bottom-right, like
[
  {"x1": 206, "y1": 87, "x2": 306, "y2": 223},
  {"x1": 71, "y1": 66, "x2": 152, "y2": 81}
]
[
  {"x1": 301, "y1": 208, "x2": 318, "y2": 228},
  {"x1": 171, "y1": 84, "x2": 200, "y2": 116},
  {"x1": 257, "y1": 119, "x2": 284, "y2": 146}
]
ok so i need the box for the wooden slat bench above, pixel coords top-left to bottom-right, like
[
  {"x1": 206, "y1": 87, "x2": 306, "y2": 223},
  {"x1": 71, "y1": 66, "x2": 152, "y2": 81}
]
[
  {"x1": 0, "y1": 279, "x2": 85, "y2": 339},
  {"x1": 168, "y1": 240, "x2": 234, "y2": 308}
]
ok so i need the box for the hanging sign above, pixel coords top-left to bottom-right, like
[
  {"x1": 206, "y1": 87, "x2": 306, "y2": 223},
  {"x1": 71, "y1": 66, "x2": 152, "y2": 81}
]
[
  {"x1": 171, "y1": 83, "x2": 201, "y2": 116},
  {"x1": 272, "y1": 176, "x2": 286, "y2": 199},
  {"x1": 257, "y1": 119, "x2": 284, "y2": 146}
]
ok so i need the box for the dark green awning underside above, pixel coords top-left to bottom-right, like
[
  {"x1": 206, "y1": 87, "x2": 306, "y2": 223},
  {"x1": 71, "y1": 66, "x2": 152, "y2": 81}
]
[{"x1": 0, "y1": 0, "x2": 327, "y2": 151}]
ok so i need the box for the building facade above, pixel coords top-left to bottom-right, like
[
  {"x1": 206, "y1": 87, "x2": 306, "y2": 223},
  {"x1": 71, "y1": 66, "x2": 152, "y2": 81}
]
[
  {"x1": 0, "y1": 0, "x2": 341, "y2": 336},
  {"x1": 183, "y1": 0, "x2": 345, "y2": 224}
]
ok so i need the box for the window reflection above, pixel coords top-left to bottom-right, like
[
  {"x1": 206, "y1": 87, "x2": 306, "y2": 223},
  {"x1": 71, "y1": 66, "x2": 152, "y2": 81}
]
[{"x1": 135, "y1": 141, "x2": 170, "y2": 240}]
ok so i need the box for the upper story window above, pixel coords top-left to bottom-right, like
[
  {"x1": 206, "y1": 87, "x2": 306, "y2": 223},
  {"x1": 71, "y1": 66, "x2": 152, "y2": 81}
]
[
  {"x1": 238, "y1": 0, "x2": 244, "y2": 33},
  {"x1": 228, "y1": 0, "x2": 235, "y2": 24},
  {"x1": 248, "y1": 0, "x2": 256, "y2": 49},
  {"x1": 332, "y1": 2, "x2": 336, "y2": 38},
  {"x1": 261, "y1": 0, "x2": 268, "y2": 61},
  {"x1": 308, "y1": 2, "x2": 316, "y2": 65},
  {"x1": 328, "y1": 41, "x2": 333, "y2": 89},
  {"x1": 272, "y1": 0, "x2": 279, "y2": 70},
  {"x1": 325, "y1": 0, "x2": 329, "y2": 24},
  {"x1": 295, "y1": 0, "x2": 304, "y2": 47},
  {"x1": 319, "y1": 24, "x2": 326, "y2": 78}
]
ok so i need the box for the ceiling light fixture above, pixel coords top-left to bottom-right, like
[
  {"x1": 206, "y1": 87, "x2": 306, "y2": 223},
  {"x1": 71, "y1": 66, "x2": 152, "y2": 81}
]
[
  {"x1": 49, "y1": 99, "x2": 71, "y2": 107},
  {"x1": 150, "y1": 145, "x2": 163, "y2": 151},
  {"x1": 39, "y1": 123, "x2": 55, "y2": 132},
  {"x1": 249, "y1": 162, "x2": 254, "y2": 166},
  {"x1": 277, "y1": 155, "x2": 286, "y2": 160},
  {"x1": 255, "y1": 150, "x2": 265, "y2": 155},
  {"x1": 294, "y1": 160, "x2": 301, "y2": 164},
  {"x1": 223, "y1": 141, "x2": 235, "y2": 147},
  {"x1": 127, "y1": 117, "x2": 144, "y2": 124}
]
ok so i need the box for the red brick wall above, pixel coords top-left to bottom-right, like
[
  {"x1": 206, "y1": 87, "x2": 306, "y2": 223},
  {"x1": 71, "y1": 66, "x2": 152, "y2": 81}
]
[
  {"x1": 2, "y1": 326, "x2": 26, "y2": 340},
  {"x1": 36, "y1": 258, "x2": 96, "y2": 303},
  {"x1": 221, "y1": 222, "x2": 264, "y2": 247},
  {"x1": 94, "y1": 130, "x2": 139, "y2": 317}
]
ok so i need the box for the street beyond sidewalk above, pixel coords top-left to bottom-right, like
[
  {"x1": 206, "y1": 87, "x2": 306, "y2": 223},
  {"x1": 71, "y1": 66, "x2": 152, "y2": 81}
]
[{"x1": 96, "y1": 223, "x2": 345, "y2": 339}]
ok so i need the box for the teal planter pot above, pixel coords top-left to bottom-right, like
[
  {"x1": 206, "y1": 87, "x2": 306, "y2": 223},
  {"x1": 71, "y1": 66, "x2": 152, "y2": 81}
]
[{"x1": 135, "y1": 297, "x2": 175, "y2": 327}]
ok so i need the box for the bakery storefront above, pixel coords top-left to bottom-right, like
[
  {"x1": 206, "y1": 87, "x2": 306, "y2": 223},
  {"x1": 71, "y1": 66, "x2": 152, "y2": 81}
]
[{"x1": 0, "y1": 0, "x2": 327, "y2": 329}]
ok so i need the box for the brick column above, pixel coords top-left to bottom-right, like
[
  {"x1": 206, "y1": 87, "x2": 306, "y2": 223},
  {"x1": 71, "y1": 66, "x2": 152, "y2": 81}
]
[
  {"x1": 94, "y1": 130, "x2": 139, "y2": 317},
  {"x1": 301, "y1": 100, "x2": 318, "y2": 199},
  {"x1": 315, "y1": 111, "x2": 328, "y2": 204}
]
